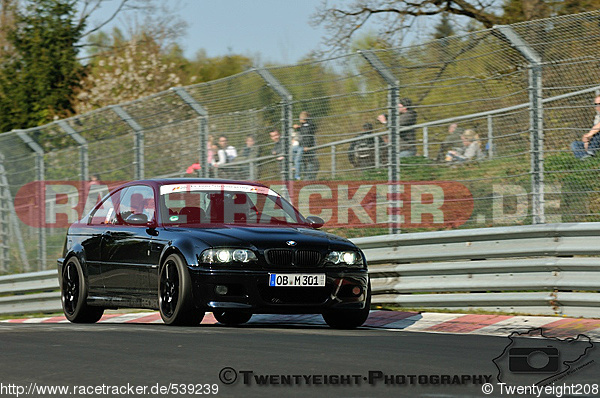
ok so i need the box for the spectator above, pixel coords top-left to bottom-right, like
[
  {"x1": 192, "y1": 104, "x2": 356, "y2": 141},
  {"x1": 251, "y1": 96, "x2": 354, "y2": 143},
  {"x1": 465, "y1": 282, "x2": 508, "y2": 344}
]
[
  {"x1": 436, "y1": 123, "x2": 464, "y2": 162},
  {"x1": 212, "y1": 135, "x2": 237, "y2": 178},
  {"x1": 571, "y1": 96, "x2": 600, "y2": 159},
  {"x1": 269, "y1": 129, "x2": 285, "y2": 178},
  {"x1": 377, "y1": 97, "x2": 417, "y2": 157},
  {"x1": 89, "y1": 174, "x2": 101, "y2": 185},
  {"x1": 239, "y1": 134, "x2": 259, "y2": 180},
  {"x1": 295, "y1": 111, "x2": 320, "y2": 180},
  {"x1": 348, "y1": 122, "x2": 387, "y2": 168},
  {"x1": 207, "y1": 134, "x2": 215, "y2": 164},
  {"x1": 445, "y1": 129, "x2": 484, "y2": 162},
  {"x1": 291, "y1": 127, "x2": 302, "y2": 180}
]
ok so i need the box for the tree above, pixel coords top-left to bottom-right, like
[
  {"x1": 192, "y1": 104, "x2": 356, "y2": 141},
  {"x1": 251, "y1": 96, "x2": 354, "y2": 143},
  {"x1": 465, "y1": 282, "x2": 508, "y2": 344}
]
[
  {"x1": 0, "y1": 0, "x2": 85, "y2": 131},
  {"x1": 433, "y1": 12, "x2": 456, "y2": 40},
  {"x1": 74, "y1": 29, "x2": 184, "y2": 113},
  {"x1": 311, "y1": 0, "x2": 600, "y2": 54}
]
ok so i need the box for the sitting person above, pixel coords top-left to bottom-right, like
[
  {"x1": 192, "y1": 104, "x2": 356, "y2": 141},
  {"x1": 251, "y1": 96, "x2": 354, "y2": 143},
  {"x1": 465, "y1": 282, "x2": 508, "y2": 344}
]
[
  {"x1": 571, "y1": 96, "x2": 600, "y2": 159},
  {"x1": 436, "y1": 123, "x2": 464, "y2": 162},
  {"x1": 445, "y1": 129, "x2": 484, "y2": 162}
]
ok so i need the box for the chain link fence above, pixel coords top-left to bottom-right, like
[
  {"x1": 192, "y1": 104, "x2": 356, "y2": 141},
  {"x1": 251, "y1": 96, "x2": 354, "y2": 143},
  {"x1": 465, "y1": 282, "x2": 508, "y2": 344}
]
[{"x1": 1, "y1": 11, "x2": 600, "y2": 273}]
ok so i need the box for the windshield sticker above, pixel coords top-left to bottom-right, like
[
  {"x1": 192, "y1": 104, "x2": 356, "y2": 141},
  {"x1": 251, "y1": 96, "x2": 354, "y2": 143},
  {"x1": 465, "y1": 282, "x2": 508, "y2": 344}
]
[{"x1": 160, "y1": 183, "x2": 277, "y2": 197}]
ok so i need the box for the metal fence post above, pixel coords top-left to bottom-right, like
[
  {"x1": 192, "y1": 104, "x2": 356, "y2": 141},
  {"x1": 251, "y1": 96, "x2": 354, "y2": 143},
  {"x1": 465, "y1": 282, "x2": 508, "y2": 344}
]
[
  {"x1": 331, "y1": 145, "x2": 336, "y2": 178},
  {"x1": 172, "y1": 87, "x2": 209, "y2": 178},
  {"x1": 423, "y1": 127, "x2": 429, "y2": 158},
  {"x1": 15, "y1": 131, "x2": 45, "y2": 270},
  {"x1": 487, "y1": 115, "x2": 494, "y2": 159},
  {"x1": 256, "y1": 68, "x2": 293, "y2": 183},
  {"x1": 496, "y1": 25, "x2": 544, "y2": 224},
  {"x1": 360, "y1": 50, "x2": 400, "y2": 234},
  {"x1": 0, "y1": 153, "x2": 9, "y2": 272},
  {"x1": 112, "y1": 106, "x2": 145, "y2": 180},
  {"x1": 57, "y1": 120, "x2": 89, "y2": 182}
]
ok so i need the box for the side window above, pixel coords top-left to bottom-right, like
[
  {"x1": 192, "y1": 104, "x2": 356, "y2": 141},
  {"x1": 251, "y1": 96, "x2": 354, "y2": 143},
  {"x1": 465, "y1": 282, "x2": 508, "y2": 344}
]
[
  {"x1": 88, "y1": 189, "x2": 121, "y2": 225},
  {"x1": 117, "y1": 185, "x2": 156, "y2": 225}
]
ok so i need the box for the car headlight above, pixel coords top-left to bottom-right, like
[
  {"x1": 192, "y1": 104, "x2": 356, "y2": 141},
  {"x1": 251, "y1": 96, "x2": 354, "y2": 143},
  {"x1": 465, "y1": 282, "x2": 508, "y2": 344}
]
[
  {"x1": 200, "y1": 248, "x2": 257, "y2": 264},
  {"x1": 326, "y1": 251, "x2": 363, "y2": 267}
]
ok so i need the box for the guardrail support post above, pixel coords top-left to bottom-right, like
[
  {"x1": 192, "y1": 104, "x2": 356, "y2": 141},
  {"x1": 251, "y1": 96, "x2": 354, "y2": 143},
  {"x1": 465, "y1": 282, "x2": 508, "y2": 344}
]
[
  {"x1": 15, "y1": 131, "x2": 45, "y2": 270},
  {"x1": 57, "y1": 120, "x2": 89, "y2": 182},
  {"x1": 112, "y1": 106, "x2": 145, "y2": 180},
  {"x1": 496, "y1": 25, "x2": 544, "y2": 224},
  {"x1": 172, "y1": 87, "x2": 209, "y2": 178},
  {"x1": 256, "y1": 68, "x2": 293, "y2": 183},
  {"x1": 360, "y1": 50, "x2": 401, "y2": 233}
]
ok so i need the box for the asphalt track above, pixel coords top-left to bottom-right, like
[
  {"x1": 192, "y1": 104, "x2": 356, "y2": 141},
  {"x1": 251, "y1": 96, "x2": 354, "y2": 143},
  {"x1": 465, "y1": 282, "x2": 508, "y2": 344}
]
[{"x1": 0, "y1": 320, "x2": 599, "y2": 397}]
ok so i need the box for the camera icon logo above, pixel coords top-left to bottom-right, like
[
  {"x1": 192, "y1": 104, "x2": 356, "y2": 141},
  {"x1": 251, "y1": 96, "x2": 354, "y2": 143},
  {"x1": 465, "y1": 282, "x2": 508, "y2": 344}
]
[
  {"x1": 508, "y1": 346, "x2": 559, "y2": 373},
  {"x1": 493, "y1": 328, "x2": 594, "y2": 386}
]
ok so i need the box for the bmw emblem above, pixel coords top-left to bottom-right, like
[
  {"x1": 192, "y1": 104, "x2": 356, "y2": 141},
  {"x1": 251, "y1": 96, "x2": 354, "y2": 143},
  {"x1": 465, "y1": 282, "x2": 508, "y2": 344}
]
[{"x1": 286, "y1": 240, "x2": 297, "y2": 246}]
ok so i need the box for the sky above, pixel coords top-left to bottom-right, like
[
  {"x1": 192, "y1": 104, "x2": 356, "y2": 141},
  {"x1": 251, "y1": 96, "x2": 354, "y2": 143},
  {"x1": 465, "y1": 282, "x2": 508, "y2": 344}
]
[{"x1": 91, "y1": 0, "x2": 328, "y2": 65}]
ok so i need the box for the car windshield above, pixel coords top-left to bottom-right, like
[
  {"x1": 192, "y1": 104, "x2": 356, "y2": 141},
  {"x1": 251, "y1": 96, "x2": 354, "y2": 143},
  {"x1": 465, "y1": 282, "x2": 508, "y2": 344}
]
[{"x1": 159, "y1": 183, "x2": 305, "y2": 226}]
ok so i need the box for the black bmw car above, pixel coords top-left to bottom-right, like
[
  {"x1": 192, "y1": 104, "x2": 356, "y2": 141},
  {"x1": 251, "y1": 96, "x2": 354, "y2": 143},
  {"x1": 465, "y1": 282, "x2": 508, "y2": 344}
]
[{"x1": 58, "y1": 179, "x2": 370, "y2": 328}]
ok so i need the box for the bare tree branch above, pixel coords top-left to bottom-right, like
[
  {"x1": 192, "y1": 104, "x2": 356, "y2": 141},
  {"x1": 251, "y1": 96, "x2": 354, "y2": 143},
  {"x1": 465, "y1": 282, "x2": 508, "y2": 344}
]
[
  {"x1": 79, "y1": 0, "x2": 129, "y2": 38},
  {"x1": 311, "y1": 0, "x2": 503, "y2": 55}
]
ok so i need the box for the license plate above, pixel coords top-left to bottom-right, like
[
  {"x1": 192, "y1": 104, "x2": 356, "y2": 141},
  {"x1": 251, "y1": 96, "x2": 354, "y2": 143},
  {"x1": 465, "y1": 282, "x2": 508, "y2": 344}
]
[{"x1": 269, "y1": 273, "x2": 326, "y2": 287}]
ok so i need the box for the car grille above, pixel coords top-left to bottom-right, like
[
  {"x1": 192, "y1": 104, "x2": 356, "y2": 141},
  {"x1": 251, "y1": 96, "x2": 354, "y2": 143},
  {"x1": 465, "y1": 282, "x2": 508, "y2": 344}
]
[
  {"x1": 258, "y1": 286, "x2": 330, "y2": 305},
  {"x1": 265, "y1": 249, "x2": 323, "y2": 267}
]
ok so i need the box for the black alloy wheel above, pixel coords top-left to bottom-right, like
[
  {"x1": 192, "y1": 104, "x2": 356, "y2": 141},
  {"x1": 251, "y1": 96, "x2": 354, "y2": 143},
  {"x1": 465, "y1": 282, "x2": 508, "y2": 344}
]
[
  {"x1": 159, "y1": 253, "x2": 204, "y2": 326},
  {"x1": 322, "y1": 283, "x2": 371, "y2": 329},
  {"x1": 61, "y1": 257, "x2": 104, "y2": 323}
]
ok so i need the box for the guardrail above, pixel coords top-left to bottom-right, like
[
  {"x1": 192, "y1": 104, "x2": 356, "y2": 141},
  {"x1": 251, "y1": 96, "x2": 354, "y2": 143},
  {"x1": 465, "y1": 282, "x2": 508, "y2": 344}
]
[
  {"x1": 1, "y1": 223, "x2": 599, "y2": 317},
  {"x1": 356, "y1": 222, "x2": 600, "y2": 318},
  {"x1": 0, "y1": 270, "x2": 62, "y2": 315}
]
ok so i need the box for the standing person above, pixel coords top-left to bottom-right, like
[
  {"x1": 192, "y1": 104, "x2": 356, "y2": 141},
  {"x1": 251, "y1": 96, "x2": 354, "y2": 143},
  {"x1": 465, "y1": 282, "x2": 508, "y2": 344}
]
[
  {"x1": 212, "y1": 135, "x2": 237, "y2": 178},
  {"x1": 295, "y1": 111, "x2": 320, "y2": 180},
  {"x1": 240, "y1": 134, "x2": 259, "y2": 180},
  {"x1": 377, "y1": 97, "x2": 417, "y2": 157},
  {"x1": 572, "y1": 96, "x2": 600, "y2": 159},
  {"x1": 291, "y1": 127, "x2": 302, "y2": 180},
  {"x1": 269, "y1": 129, "x2": 285, "y2": 178}
]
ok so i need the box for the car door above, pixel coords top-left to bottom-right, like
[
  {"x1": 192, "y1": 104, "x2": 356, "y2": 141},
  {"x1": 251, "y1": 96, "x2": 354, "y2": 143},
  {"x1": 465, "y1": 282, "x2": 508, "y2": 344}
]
[
  {"x1": 81, "y1": 189, "x2": 124, "y2": 296},
  {"x1": 100, "y1": 185, "x2": 156, "y2": 298}
]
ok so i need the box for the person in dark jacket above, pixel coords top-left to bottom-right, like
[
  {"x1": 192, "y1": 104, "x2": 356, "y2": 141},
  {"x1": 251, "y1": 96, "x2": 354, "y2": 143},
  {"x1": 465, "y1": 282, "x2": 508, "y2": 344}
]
[
  {"x1": 377, "y1": 97, "x2": 417, "y2": 157},
  {"x1": 269, "y1": 129, "x2": 285, "y2": 178},
  {"x1": 295, "y1": 111, "x2": 320, "y2": 180}
]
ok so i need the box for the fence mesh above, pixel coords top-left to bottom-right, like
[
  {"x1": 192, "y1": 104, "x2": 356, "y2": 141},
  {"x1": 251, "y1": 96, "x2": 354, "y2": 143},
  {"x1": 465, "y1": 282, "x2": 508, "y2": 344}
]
[{"x1": 2, "y1": 11, "x2": 600, "y2": 272}]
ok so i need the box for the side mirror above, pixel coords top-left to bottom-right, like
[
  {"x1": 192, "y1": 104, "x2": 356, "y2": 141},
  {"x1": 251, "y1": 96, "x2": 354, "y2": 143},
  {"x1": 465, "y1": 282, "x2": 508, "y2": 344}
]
[
  {"x1": 125, "y1": 213, "x2": 149, "y2": 226},
  {"x1": 305, "y1": 216, "x2": 325, "y2": 229}
]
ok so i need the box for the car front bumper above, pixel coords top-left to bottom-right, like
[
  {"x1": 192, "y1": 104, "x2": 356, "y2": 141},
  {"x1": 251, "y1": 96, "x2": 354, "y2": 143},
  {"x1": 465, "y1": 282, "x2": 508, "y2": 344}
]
[{"x1": 189, "y1": 268, "x2": 369, "y2": 314}]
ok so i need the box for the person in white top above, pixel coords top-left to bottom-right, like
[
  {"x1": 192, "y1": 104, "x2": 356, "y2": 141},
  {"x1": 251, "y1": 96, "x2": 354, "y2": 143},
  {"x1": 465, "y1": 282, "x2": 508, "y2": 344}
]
[{"x1": 445, "y1": 129, "x2": 484, "y2": 162}]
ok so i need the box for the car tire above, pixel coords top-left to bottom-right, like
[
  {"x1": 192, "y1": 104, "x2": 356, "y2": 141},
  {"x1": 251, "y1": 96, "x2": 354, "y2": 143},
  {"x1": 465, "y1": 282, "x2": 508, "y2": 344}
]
[
  {"x1": 213, "y1": 310, "x2": 252, "y2": 326},
  {"x1": 61, "y1": 257, "x2": 104, "y2": 323},
  {"x1": 322, "y1": 284, "x2": 371, "y2": 329},
  {"x1": 159, "y1": 253, "x2": 204, "y2": 326}
]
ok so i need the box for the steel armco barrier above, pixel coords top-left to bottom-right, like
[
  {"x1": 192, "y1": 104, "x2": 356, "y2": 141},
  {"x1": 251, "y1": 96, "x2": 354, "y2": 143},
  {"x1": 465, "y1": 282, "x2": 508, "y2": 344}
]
[
  {"x1": 357, "y1": 222, "x2": 600, "y2": 318},
  {"x1": 1, "y1": 223, "x2": 599, "y2": 317}
]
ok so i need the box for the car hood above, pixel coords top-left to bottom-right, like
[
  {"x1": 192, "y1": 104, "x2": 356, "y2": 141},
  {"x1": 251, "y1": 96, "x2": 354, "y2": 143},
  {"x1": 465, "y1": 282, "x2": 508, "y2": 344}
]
[{"x1": 166, "y1": 225, "x2": 357, "y2": 251}]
